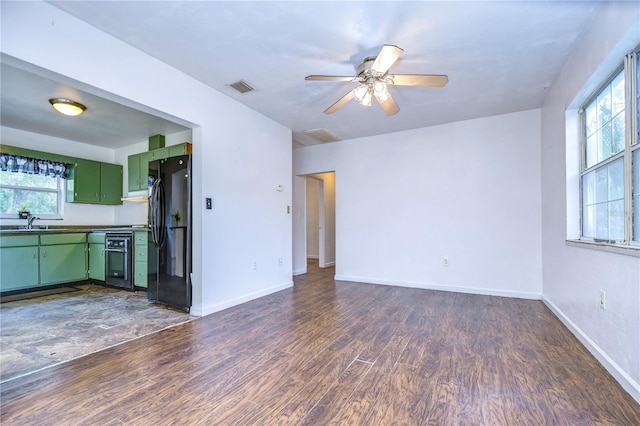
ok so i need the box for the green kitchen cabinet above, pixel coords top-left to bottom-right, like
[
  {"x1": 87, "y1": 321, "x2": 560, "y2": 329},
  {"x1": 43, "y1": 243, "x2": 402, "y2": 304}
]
[
  {"x1": 168, "y1": 142, "x2": 192, "y2": 157},
  {"x1": 128, "y1": 151, "x2": 153, "y2": 192},
  {"x1": 0, "y1": 235, "x2": 39, "y2": 292},
  {"x1": 128, "y1": 143, "x2": 192, "y2": 192},
  {"x1": 100, "y1": 163, "x2": 123, "y2": 204},
  {"x1": 68, "y1": 159, "x2": 123, "y2": 205},
  {"x1": 151, "y1": 147, "x2": 169, "y2": 161},
  {"x1": 133, "y1": 231, "x2": 148, "y2": 288},
  {"x1": 70, "y1": 158, "x2": 101, "y2": 203},
  {"x1": 88, "y1": 233, "x2": 106, "y2": 282},
  {"x1": 39, "y1": 233, "x2": 88, "y2": 286}
]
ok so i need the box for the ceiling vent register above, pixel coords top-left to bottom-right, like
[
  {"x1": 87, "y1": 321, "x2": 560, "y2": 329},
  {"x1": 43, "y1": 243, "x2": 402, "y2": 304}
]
[
  {"x1": 228, "y1": 80, "x2": 255, "y2": 94},
  {"x1": 304, "y1": 128, "x2": 340, "y2": 143}
]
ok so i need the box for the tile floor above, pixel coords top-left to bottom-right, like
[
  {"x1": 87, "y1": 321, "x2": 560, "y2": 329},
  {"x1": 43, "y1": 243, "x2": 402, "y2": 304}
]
[{"x1": 0, "y1": 283, "x2": 195, "y2": 383}]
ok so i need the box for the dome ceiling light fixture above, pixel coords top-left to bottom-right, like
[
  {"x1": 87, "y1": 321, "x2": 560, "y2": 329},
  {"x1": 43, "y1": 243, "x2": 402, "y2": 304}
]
[{"x1": 49, "y1": 98, "x2": 86, "y2": 117}]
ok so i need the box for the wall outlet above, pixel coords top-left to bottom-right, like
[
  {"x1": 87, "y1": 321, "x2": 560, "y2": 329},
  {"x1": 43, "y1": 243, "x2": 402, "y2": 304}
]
[
  {"x1": 600, "y1": 290, "x2": 606, "y2": 310},
  {"x1": 443, "y1": 257, "x2": 449, "y2": 267},
  {"x1": 278, "y1": 258, "x2": 283, "y2": 267},
  {"x1": 252, "y1": 260, "x2": 257, "y2": 270}
]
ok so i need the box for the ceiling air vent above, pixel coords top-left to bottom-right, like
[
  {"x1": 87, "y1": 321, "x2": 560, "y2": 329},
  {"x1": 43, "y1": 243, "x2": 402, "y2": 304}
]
[
  {"x1": 228, "y1": 79, "x2": 255, "y2": 94},
  {"x1": 304, "y1": 128, "x2": 339, "y2": 143}
]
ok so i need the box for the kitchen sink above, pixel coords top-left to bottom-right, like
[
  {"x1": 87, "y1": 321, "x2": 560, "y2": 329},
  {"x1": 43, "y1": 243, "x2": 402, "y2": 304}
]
[{"x1": 0, "y1": 226, "x2": 65, "y2": 233}]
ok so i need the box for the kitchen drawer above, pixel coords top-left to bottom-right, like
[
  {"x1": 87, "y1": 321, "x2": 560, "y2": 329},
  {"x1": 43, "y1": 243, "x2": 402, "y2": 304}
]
[
  {"x1": 40, "y1": 233, "x2": 87, "y2": 245},
  {"x1": 88, "y1": 233, "x2": 106, "y2": 244},
  {"x1": 134, "y1": 260, "x2": 147, "y2": 288},
  {"x1": 134, "y1": 231, "x2": 148, "y2": 245},
  {"x1": 0, "y1": 235, "x2": 39, "y2": 247},
  {"x1": 135, "y1": 244, "x2": 148, "y2": 262}
]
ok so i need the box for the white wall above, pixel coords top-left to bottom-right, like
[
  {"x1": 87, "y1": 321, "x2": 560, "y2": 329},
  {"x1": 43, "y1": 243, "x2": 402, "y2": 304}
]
[
  {"x1": 310, "y1": 172, "x2": 336, "y2": 267},
  {"x1": 292, "y1": 175, "x2": 307, "y2": 275},
  {"x1": 0, "y1": 126, "x2": 195, "y2": 228},
  {"x1": 2, "y1": 1, "x2": 293, "y2": 317},
  {"x1": 0, "y1": 126, "x2": 118, "y2": 226},
  {"x1": 294, "y1": 109, "x2": 542, "y2": 299},
  {"x1": 540, "y1": 2, "x2": 640, "y2": 401}
]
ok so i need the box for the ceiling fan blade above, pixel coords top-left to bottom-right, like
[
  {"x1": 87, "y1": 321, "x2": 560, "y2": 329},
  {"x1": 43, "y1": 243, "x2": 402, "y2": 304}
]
[
  {"x1": 324, "y1": 90, "x2": 355, "y2": 114},
  {"x1": 306, "y1": 75, "x2": 358, "y2": 82},
  {"x1": 375, "y1": 91, "x2": 400, "y2": 116},
  {"x1": 371, "y1": 45, "x2": 404, "y2": 74},
  {"x1": 389, "y1": 74, "x2": 448, "y2": 87}
]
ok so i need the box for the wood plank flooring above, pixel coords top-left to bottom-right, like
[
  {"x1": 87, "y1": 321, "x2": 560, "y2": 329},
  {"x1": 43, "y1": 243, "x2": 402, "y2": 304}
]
[{"x1": 1, "y1": 261, "x2": 639, "y2": 425}]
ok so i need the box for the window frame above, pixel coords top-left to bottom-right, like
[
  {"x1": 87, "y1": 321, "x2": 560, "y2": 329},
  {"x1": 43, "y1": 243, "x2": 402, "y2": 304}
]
[
  {"x1": 631, "y1": 50, "x2": 640, "y2": 243},
  {"x1": 579, "y1": 49, "x2": 639, "y2": 247},
  {"x1": 0, "y1": 171, "x2": 65, "y2": 220}
]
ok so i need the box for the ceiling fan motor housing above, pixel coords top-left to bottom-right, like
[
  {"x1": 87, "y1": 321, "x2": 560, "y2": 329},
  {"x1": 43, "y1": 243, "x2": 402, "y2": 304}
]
[{"x1": 357, "y1": 56, "x2": 380, "y2": 78}]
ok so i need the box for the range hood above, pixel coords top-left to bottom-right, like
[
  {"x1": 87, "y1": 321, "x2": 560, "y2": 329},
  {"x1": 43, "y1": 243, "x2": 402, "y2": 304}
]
[{"x1": 121, "y1": 190, "x2": 148, "y2": 203}]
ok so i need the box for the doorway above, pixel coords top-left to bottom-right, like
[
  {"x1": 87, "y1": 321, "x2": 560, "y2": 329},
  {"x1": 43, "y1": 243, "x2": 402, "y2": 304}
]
[{"x1": 294, "y1": 172, "x2": 336, "y2": 275}]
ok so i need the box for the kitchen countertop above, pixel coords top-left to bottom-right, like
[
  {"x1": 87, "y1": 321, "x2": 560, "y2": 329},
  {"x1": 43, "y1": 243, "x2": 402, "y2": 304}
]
[{"x1": 0, "y1": 225, "x2": 148, "y2": 235}]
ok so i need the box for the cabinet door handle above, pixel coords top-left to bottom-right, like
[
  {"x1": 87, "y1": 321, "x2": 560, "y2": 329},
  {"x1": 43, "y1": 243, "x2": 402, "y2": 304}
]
[
  {"x1": 33, "y1": 250, "x2": 37, "y2": 258},
  {"x1": 95, "y1": 192, "x2": 99, "y2": 198},
  {"x1": 42, "y1": 249, "x2": 47, "y2": 258}
]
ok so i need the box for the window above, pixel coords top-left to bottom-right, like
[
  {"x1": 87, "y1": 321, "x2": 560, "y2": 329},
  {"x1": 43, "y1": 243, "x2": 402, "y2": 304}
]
[
  {"x1": 634, "y1": 51, "x2": 640, "y2": 242},
  {"x1": 0, "y1": 155, "x2": 66, "y2": 219},
  {"x1": 580, "y1": 49, "x2": 639, "y2": 245}
]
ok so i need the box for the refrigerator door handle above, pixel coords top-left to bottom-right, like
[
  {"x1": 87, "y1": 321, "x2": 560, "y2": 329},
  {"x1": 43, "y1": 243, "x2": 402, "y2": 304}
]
[{"x1": 149, "y1": 178, "x2": 166, "y2": 248}]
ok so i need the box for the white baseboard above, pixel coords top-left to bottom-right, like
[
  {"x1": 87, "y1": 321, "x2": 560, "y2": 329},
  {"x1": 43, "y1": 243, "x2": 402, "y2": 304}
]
[
  {"x1": 333, "y1": 274, "x2": 541, "y2": 300},
  {"x1": 293, "y1": 268, "x2": 307, "y2": 276},
  {"x1": 543, "y1": 296, "x2": 640, "y2": 404},
  {"x1": 306, "y1": 255, "x2": 319, "y2": 259},
  {"x1": 321, "y1": 261, "x2": 335, "y2": 268},
  {"x1": 190, "y1": 280, "x2": 293, "y2": 317}
]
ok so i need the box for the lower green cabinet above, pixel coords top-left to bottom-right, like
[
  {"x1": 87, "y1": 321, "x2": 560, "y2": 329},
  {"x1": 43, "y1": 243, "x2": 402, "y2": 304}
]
[
  {"x1": 134, "y1": 231, "x2": 148, "y2": 288},
  {"x1": 40, "y1": 234, "x2": 87, "y2": 285},
  {"x1": 39, "y1": 233, "x2": 88, "y2": 286},
  {"x1": 88, "y1": 233, "x2": 106, "y2": 281},
  {"x1": 0, "y1": 235, "x2": 40, "y2": 292}
]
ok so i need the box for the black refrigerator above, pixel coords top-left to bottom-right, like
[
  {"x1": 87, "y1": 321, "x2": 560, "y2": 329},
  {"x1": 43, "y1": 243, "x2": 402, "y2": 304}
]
[{"x1": 147, "y1": 154, "x2": 192, "y2": 312}]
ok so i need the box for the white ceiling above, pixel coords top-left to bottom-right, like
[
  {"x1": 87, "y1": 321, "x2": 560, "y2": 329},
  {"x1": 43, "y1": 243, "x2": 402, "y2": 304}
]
[
  {"x1": 3, "y1": 1, "x2": 603, "y2": 149},
  {"x1": 0, "y1": 60, "x2": 191, "y2": 149}
]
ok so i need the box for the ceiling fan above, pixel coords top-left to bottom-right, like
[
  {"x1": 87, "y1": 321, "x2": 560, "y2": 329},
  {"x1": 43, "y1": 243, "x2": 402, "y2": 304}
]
[{"x1": 305, "y1": 45, "x2": 448, "y2": 116}]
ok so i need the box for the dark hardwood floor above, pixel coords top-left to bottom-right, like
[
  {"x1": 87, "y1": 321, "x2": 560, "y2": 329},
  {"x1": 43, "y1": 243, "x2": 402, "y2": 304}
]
[{"x1": 1, "y1": 260, "x2": 639, "y2": 425}]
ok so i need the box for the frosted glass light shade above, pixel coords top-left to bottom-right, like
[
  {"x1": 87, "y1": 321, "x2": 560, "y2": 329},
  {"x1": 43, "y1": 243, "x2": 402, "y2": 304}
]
[
  {"x1": 49, "y1": 98, "x2": 86, "y2": 116},
  {"x1": 352, "y1": 84, "x2": 368, "y2": 102},
  {"x1": 373, "y1": 81, "x2": 389, "y2": 101}
]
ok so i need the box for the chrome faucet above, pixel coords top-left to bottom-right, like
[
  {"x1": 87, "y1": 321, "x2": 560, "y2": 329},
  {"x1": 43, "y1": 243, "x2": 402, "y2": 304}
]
[{"x1": 26, "y1": 214, "x2": 39, "y2": 230}]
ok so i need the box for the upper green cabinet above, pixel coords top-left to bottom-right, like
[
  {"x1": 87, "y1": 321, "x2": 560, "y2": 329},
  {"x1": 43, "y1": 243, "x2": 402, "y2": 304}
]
[
  {"x1": 128, "y1": 151, "x2": 153, "y2": 192},
  {"x1": 128, "y1": 143, "x2": 191, "y2": 192},
  {"x1": 169, "y1": 143, "x2": 191, "y2": 157},
  {"x1": 67, "y1": 159, "x2": 123, "y2": 205},
  {"x1": 100, "y1": 163, "x2": 123, "y2": 204}
]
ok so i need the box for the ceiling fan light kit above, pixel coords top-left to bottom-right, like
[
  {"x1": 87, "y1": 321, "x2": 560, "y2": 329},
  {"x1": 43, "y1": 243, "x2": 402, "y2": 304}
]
[{"x1": 306, "y1": 44, "x2": 448, "y2": 116}]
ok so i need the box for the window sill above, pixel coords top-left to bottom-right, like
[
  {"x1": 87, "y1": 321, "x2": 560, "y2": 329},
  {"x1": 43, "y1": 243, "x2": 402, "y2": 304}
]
[{"x1": 566, "y1": 239, "x2": 640, "y2": 257}]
